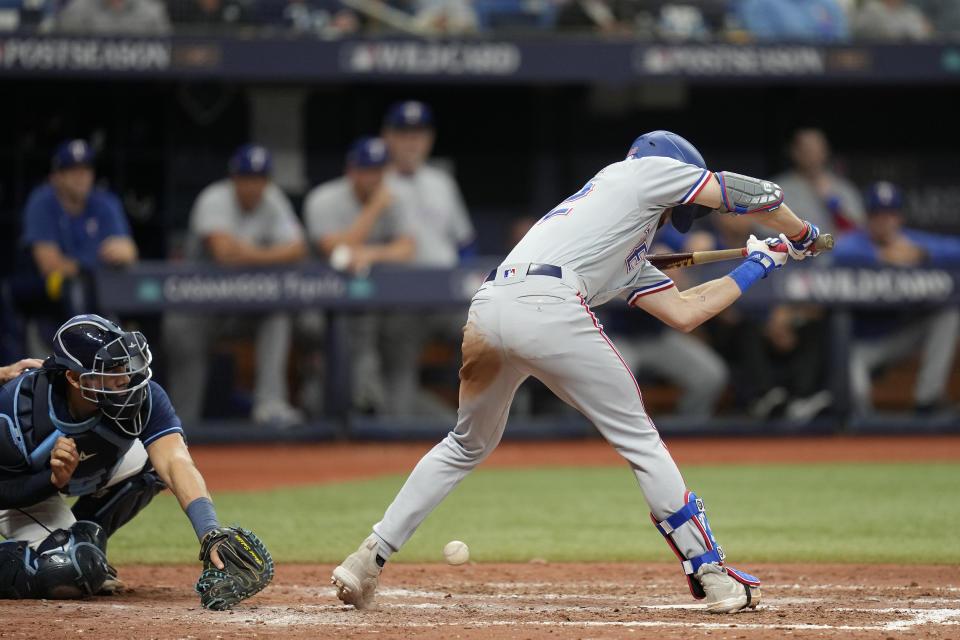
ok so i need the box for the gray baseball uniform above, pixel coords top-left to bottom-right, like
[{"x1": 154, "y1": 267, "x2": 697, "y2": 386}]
[
  {"x1": 386, "y1": 164, "x2": 474, "y2": 268},
  {"x1": 303, "y1": 176, "x2": 417, "y2": 412},
  {"x1": 164, "y1": 179, "x2": 305, "y2": 422},
  {"x1": 303, "y1": 176, "x2": 415, "y2": 246},
  {"x1": 371, "y1": 156, "x2": 720, "y2": 564}
]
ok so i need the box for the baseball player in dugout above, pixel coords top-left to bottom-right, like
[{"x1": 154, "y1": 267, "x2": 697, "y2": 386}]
[
  {"x1": 303, "y1": 136, "x2": 417, "y2": 414},
  {"x1": 333, "y1": 131, "x2": 829, "y2": 614},
  {"x1": 15, "y1": 139, "x2": 138, "y2": 353},
  {"x1": 379, "y1": 100, "x2": 477, "y2": 417},
  {"x1": 163, "y1": 144, "x2": 307, "y2": 428},
  {"x1": 0, "y1": 315, "x2": 273, "y2": 606}
]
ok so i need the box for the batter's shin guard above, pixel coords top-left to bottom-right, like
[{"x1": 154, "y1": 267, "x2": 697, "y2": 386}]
[
  {"x1": 651, "y1": 491, "x2": 760, "y2": 599},
  {"x1": 71, "y1": 470, "x2": 166, "y2": 538}
]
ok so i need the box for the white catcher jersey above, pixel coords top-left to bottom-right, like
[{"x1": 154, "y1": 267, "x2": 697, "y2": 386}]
[{"x1": 504, "y1": 156, "x2": 712, "y2": 307}]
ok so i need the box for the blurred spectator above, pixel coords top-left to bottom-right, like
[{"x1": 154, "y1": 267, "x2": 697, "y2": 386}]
[
  {"x1": 355, "y1": 0, "x2": 477, "y2": 34},
  {"x1": 11, "y1": 139, "x2": 137, "y2": 352},
  {"x1": 774, "y1": 128, "x2": 865, "y2": 236},
  {"x1": 407, "y1": 0, "x2": 478, "y2": 33},
  {"x1": 555, "y1": 0, "x2": 636, "y2": 34},
  {"x1": 163, "y1": 144, "x2": 307, "y2": 427},
  {"x1": 303, "y1": 136, "x2": 415, "y2": 413},
  {"x1": 851, "y1": 0, "x2": 931, "y2": 41},
  {"x1": 173, "y1": 0, "x2": 256, "y2": 28},
  {"x1": 473, "y1": 0, "x2": 558, "y2": 30},
  {"x1": 833, "y1": 181, "x2": 960, "y2": 415},
  {"x1": 916, "y1": 0, "x2": 960, "y2": 38},
  {"x1": 56, "y1": 0, "x2": 170, "y2": 34},
  {"x1": 257, "y1": 0, "x2": 360, "y2": 35},
  {"x1": 731, "y1": 0, "x2": 849, "y2": 41},
  {"x1": 379, "y1": 100, "x2": 475, "y2": 417}
]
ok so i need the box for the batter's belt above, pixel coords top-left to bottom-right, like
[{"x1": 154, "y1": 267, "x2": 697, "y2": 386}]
[{"x1": 484, "y1": 263, "x2": 563, "y2": 283}]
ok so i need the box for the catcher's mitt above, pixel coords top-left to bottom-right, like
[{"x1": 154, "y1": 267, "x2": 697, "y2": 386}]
[{"x1": 194, "y1": 525, "x2": 274, "y2": 610}]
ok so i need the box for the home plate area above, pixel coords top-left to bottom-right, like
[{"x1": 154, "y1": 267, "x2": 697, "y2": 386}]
[{"x1": 1, "y1": 563, "x2": 957, "y2": 639}]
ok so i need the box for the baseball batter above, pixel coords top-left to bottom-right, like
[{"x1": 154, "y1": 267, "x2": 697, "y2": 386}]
[{"x1": 332, "y1": 131, "x2": 824, "y2": 614}]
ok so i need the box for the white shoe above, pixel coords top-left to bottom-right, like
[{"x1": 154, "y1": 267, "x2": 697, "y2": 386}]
[
  {"x1": 331, "y1": 535, "x2": 382, "y2": 610},
  {"x1": 696, "y1": 564, "x2": 761, "y2": 614}
]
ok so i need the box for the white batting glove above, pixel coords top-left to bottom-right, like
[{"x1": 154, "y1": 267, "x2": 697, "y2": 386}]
[
  {"x1": 745, "y1": 234, "x2": 787, "y2": 276},
  {"x1": 779, "y1": 220, "x2": 822, "y2": 260}
]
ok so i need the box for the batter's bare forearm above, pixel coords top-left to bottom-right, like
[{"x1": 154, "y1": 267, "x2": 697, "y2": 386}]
[
  {"x1": 676, "y1": 277, "x2": 742, "y2": 329},
  {"x1": 749, "y1": 203, "x2": 806, "y2": 239},
  {"x1": 633, "y1": 276, "x2": 740, "y2": 333}
]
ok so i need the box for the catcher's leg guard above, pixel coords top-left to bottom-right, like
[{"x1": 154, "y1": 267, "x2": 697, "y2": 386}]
[
  {"x1": 71, "y1": 470, "x2": 166, "y2": 538},
  {"x1": 33, "y1": 521, "x2": 111, "y2": 599},
  {"x1": 0, "y1": 540, "x2": 38, "y2": 599},
  {"x1": 652, "y1": 491, "x2": 760, "y2": 602}
]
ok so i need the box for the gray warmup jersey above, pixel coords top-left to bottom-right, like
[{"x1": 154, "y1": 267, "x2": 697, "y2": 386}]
[
  {"x1": 186, "y1": 179, "x2": 304, "y2": 260},
  {"x1": 505, "y1": 156, "x2": 713, "y2": 307},
  {"x1": 303, "y1": 177, "x2": 416, "y2": 248},
  {"x1": 386, "y1": 165, "x2": 474, "y2": 267}
]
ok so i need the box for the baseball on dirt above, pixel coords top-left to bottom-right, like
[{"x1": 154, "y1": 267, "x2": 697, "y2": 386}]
[{"x1": 443, "y1": 540, "x2": 470, "y2": 565}]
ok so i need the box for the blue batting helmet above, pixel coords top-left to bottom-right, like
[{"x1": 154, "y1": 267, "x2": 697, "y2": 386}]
[
  {"x1": 51, "y1": 314, "x2": 153, "y2": 437},
  {"x1": 627, "y1": 130, "x2": 710, "y2": 233}
]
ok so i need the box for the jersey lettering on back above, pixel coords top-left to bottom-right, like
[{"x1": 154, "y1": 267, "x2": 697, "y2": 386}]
[{"x1": 504, "y1": 156, "x2": 708, "y2": 307}]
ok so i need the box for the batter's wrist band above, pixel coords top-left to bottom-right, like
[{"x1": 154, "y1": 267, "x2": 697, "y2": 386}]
[
  {"x1": 787, "y1": 222, "x2": 810, "y2": 243},
  {"x1": 186, "y1": 497, "x2": 220, "y2": 541},
  {"x1": 728, "y1": 256, "x2": 768, "y2": 292}
]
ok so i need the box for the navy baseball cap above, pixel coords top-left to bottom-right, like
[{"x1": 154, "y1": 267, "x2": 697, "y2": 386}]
[
  {"x1": 51, "y1": 139, "x2": 95, "y2": 171},
  {"x1": 866, "y1": 181, "x2": 904, "y2": 213},
  {"x1": 383, "y1": 101, "x2": 434, "y2": 129},
  {"x1": 228, "y1": 144, "x2": 272, "y2": 176},
  {"x1": 347, "y1": 137, "x2": 389, "y2": 168}
]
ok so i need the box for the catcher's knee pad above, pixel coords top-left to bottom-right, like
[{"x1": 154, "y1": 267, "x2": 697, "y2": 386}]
[
  {"x1": 37, "y1": 521, "x2": 108, "y2": 555},
  {"x1": 651, "y1": 491, "x2": 760, "y2": 599},
  {"x1": 72, "y1": 470, "x2": 166, "y2": 538},
  {"x1": 0, "y1": 540, "x2": 38, "y2": 599}
]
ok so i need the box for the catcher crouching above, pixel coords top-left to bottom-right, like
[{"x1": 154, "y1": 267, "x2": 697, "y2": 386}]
[{"x1": 0, "y1": 314, "x2": 273, "y2": 609}]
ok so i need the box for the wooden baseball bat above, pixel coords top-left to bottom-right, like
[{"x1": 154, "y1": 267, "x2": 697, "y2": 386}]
[{"x1": 648, "y1": 234, "x2": 834, "y2": 269}]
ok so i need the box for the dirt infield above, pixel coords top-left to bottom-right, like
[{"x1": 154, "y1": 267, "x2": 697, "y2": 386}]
[
  {"x1": 3, "y1": 436, "x2": 958, "y2": 639},
  {"x1": 2, "y1": 563, "x2": 957, "y2": 639}
]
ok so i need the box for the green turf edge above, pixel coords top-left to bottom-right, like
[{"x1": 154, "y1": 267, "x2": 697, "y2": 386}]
[{"x1": 106, "y1": 462, "x2": 960, "y2": 565}]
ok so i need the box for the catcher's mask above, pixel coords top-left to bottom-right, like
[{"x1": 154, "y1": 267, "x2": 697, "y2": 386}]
[{"x1": 51, "y1": 314, "x2": 153, "y2": 437}]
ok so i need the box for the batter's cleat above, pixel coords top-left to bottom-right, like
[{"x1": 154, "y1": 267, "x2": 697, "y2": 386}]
[
  {"x1": 695, "y1": 564, "x2": 761, "y2": 614},
  {"x1": 331, "y1": 535, "x2": 382, "y2": 610}
]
